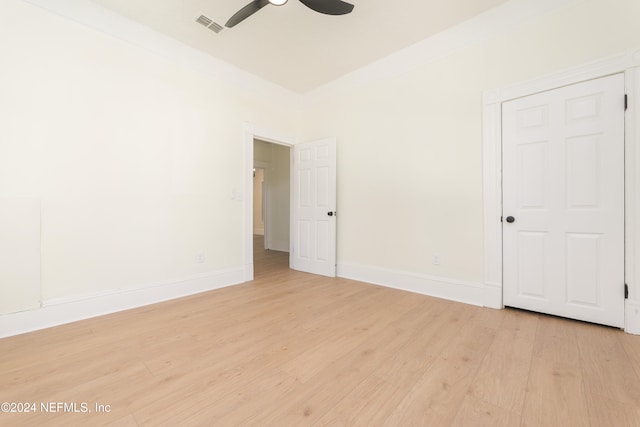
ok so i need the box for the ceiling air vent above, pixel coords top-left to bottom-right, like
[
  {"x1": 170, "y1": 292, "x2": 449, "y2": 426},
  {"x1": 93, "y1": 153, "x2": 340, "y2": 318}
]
[{"x1": 196, "y1": 14, "x2": 224, "y2": 34}]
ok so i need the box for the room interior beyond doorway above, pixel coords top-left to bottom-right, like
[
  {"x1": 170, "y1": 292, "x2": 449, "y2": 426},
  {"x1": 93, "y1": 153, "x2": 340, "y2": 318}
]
[{"x1": 253, "y1": 138, "x2": 291, "y2": 274}]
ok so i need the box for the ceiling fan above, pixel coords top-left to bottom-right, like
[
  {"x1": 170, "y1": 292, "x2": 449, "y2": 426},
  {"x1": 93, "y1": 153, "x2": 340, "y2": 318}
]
[{"x1": 225, "y1": 0, "x2": 355, "y2": 28}]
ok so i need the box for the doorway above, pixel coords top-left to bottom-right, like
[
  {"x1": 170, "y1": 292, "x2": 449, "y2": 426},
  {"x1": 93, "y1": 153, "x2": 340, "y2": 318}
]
[
  {"x1": 253, "y1": 139, "x2": 291, "y2": 276},
  {"x1": 242, "y1": 124, "x2": 339, "y2": 282}
]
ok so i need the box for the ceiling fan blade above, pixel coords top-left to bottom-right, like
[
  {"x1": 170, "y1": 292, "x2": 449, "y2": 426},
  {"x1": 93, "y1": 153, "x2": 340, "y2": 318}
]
[
  {"x1": 298, "y1": 0, "x2": 354, "y2": 15},
  {"x1": 225, "y1": 0, "x2": 270, "y2": 28}
]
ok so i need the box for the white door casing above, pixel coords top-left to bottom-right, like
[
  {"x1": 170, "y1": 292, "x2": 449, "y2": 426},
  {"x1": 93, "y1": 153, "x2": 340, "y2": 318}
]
[
  {"x1": 292, "y1": 138, "x2": 337, "y2": 277},
  {"x1": 502, "y1": 74, "x2": 625, "y2": 328}
]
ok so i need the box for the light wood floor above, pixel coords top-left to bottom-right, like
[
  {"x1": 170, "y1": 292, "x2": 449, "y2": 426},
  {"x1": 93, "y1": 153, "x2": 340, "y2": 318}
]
[{"x1": 1, "y1": 239, "x2": 640, "y2": 426}]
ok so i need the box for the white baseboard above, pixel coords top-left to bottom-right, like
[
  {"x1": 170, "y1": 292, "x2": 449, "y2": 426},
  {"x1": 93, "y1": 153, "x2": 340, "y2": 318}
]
[
  {"x1": 337, "y1": 262, "x2": 485, "y2": 307},
  {"x1": 0, "y1": 267, "x2": 245, "y2": 339},
  {"x1": 626, "y1": 299, "x2": 640, "y2": 335},
  {"x1": 244, "y1": 263, "x2": 254, "y2": 282},
  {"x1": 483, "y1": 281, "x2": 503, "y2": 309}
]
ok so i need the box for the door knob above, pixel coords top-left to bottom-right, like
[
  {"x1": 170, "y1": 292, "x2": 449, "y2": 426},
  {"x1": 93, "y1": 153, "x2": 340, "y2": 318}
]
[
  {"x1": 327, "y1": 211, "x2": 336, "y2": 217},
  {"x1": 506, "y1": 216, "x2": 515, "y2": 223}
]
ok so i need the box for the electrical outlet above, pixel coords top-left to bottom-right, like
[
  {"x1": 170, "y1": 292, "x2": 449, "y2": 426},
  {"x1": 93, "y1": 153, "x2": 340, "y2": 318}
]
[
  {"x1": 196, "y1": 252, "x2": 205, "y2": 264},
  {"x1": 432, "y1": 255, "x2": 440, "y2": 265}
]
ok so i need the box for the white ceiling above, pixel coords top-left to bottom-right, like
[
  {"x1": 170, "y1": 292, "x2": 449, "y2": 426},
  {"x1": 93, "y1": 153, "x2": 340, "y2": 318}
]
[{"x1": 88, "y1": 0, "x2": 508, "y2": 93}]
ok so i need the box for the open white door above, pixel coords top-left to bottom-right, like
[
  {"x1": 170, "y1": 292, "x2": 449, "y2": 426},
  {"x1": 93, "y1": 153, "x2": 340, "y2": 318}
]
[
  {"x1": 292, "y1": 138, "x2": 337, "y2": 277},
  {"x1": 502, "y1": 74, "x2": 625, "y2": 328}
]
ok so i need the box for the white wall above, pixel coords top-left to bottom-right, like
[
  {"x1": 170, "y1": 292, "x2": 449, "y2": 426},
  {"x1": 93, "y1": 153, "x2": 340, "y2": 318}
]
[
  {"x1": 300, "y1": 0, "x2": 640, "y2": 302},
  {"x1": 0, "y1": 0, "x2": 298, "y2": 329},
  {"x1": 0, "y1": 199, "x2": 41, "y2": 314}
]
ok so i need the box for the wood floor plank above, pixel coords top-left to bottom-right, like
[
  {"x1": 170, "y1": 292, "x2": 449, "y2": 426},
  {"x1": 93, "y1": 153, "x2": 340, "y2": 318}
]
[
  {"x1": 584, "y1": 390, "x2": 640, "y2": 427},
  {"x1": 131, "y1": 326, "x2": 316, "y2": 423},
  {"x1": 104, "y1": 414, "x2": 140, "y2": 427},
  {"x1": 0, "y1": 362, "x2": 153, "y2": 427},
  {"x1": 0, "y1": 348, "x2": 147, "y2": 402},
  {"x1": 520, "y1": 315, "x2": 590, "y2": 427},
  {"x1": 136, "y1": 369, "x2": 300, "y2": 426},
  {"x1": 381, "y1": 324, "x2": 495, "y2": 426},
  {"x1": 297, "y1": 285, "x2": 392, "y2": 332},
  {"x1": 280, "y1": 289, "x2": 418, "y2": 383},
  {"x1": 620, "y1": 331, "x2": 640, "y2": 381},
  {"x1": 373, "y1": 299, "x2": 466, "y2": 389},
  {"x1": 530, "y1": 315, "x2": 581, "y2": 365},
  {"x1": 451, "y1": 395, "x2": 523, "y2": 427},
  {"x1": 467, "y1": 309, "x2": 538, "y2": 415},
  {"x1": 239, "y1": 324, "x2": 415, "y2": 426},
  {"x1": 575, "y1": 322, "x2": 640, "y2": 408},
  {"x1": 0, "y1": 324, "x2": 96, "y2": 371},
  {"x1": 468, "y1": 353, "x2": 531, "y2": 416},
  {"x1": 179, "y1": 370, "x2": 300, "y2": 427},
  {"x1": 521, "y1": 359, "x2": 590, "y2": 427},
  {"x1": 486, "y1": 308, "x2": 539, "y2": 362},
  {"x1": 312, "y1": 375, "x2": 408, "y2": 427}
]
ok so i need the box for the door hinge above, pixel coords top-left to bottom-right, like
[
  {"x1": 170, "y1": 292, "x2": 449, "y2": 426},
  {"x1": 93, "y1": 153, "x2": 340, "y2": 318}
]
[
  {"x1": 625, "y1": 283, "x2": 629, "y2": 299},
  {"x1": 625, "y1": 94, "x2": 628, "y2": 111}
]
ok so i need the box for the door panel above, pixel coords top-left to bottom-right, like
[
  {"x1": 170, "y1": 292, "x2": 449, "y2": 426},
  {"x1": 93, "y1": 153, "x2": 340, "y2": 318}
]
[
  {"x1": 292, "y1": 138, "x2": 337, "y2": 277},
  {"x1": 517, "y1": 231, "x2": 547, "y2": 299},
  {"x1": 566, "y1": 135, "x2": 600, "y2": 207},
  {"x1": 566, "y1": 233, "x2": 600, "y2": 306},
  {"x1": 503, "y1": 74, "x2": 625, "y2": 328},
  {"x1": 517, "y1": 141, "x2": 548, "y2": 209}
]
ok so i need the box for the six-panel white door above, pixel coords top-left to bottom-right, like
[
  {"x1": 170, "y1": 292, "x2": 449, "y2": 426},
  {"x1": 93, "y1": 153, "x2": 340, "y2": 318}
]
[
  {"x1": 292, "y1": 138, "x2": 337, "y2": 277},
  {"x1": 502, "y1": 74, "x2": 625, "y2": 328}
]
